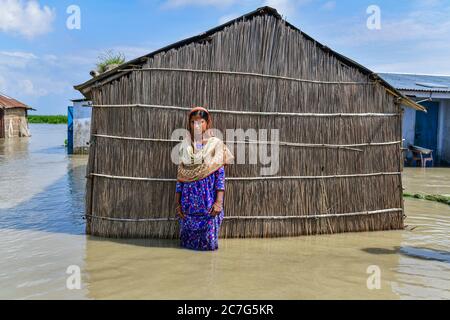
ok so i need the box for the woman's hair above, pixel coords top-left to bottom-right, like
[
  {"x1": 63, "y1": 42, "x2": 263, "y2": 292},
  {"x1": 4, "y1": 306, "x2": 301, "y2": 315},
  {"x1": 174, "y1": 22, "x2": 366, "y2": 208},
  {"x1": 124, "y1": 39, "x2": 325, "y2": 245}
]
[
  {"x1": 189, "y1": 110, "x2": 209, "y2": 124},
  {"x1": 187, "y1": 107, "x2": 213, "y2": 138}
]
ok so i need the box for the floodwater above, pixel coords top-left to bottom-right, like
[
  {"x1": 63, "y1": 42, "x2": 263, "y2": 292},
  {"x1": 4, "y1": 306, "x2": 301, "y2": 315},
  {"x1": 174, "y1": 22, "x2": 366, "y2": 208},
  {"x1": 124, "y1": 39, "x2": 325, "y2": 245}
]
[{"x1": 0, "y1": 124, "x2": 449, "y2": 300}]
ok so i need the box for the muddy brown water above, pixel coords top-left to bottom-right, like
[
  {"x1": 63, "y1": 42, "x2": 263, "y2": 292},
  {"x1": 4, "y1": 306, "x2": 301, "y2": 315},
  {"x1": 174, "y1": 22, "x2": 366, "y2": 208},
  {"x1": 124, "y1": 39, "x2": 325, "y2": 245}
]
[{"x1": 0, "y1": 124, "x2": 448, "y2": 299}]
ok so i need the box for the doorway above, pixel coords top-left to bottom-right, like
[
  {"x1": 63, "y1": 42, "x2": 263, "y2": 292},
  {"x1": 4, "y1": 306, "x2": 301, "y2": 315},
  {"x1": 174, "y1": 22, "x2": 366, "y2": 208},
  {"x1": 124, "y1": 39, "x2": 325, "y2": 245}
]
[
  {"x1": 0, "y1": 109, "x2": 4, "y2": 139},
  {"x1": 414, "y1": 100, "x2": 439, "y2": 160}
]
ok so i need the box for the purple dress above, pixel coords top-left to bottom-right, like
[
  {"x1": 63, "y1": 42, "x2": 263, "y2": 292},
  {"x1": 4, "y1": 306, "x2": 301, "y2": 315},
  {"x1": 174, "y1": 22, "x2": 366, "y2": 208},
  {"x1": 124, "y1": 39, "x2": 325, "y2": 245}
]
[{"x1": 176, "y1": 165, "x2": 225, "y2": 251}]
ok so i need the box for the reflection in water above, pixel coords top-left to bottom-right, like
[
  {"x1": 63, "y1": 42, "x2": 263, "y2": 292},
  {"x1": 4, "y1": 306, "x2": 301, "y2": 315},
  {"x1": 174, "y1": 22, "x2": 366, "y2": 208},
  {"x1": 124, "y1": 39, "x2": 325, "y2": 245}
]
[
  {"x1": 0, "y1": 124, "x2": 449, "y2": 299},
  {"x1": 84, "y1": 231, "x2": 405, "y2": 299},
  {"x1": 400, "y1": 247, "x2": 450, "y2": 263},
  {"x1": 403, "y1": 167, "x2": 450, "y2": 195},
  {"x1": 391, "y1": 197, "x2": 450, "y2": 299},
  {"x1": 0, "y1": 125, "x2": 87, "y2": 299}
]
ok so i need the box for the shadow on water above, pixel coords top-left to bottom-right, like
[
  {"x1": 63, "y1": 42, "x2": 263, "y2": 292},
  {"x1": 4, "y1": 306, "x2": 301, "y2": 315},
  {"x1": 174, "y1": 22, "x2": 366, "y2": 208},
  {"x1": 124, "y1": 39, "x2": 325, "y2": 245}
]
[
  {"x1": 87, "y1": 235, "x2": 181, "y2": 249},
  {"x1": 362, "y1": 246, "x2": 450, "y2": 263},
  {"x1": 0, "y1": 163, "x2": 86, "y2": 236}
]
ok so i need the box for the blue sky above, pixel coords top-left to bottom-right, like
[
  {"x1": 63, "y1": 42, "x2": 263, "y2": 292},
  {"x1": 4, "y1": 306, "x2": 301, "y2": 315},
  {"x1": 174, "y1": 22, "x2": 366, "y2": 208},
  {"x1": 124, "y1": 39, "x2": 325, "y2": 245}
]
[{"x1": 1, "y1": 0, "x2": 449, "y2": 114}]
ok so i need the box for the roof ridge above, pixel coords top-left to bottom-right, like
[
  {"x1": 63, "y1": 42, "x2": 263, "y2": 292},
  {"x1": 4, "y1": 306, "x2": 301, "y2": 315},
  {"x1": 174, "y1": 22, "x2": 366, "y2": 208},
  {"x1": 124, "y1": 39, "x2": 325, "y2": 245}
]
[{"x1": 73, "y1": 6, "x2": 426, "y2": 112}]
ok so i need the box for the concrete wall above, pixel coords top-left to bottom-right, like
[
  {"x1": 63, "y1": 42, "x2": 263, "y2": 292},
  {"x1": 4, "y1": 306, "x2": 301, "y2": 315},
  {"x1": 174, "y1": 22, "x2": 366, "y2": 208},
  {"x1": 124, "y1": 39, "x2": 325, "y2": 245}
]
[
  {"x1": 402, "y1": 106, "x2": 416, "y2": 148},
  {"x1": 73, "y1": 103, "x2": 91, "y2": 154},
  {"x1": 3, "y1": 108, "x2": 29, "y2": 138},
  {"x1": 438, "y1": 99, "x2": 450, "y2": 165},
  {"x1": 402, "y1": 97, "x2": 450, "y2": 166}
]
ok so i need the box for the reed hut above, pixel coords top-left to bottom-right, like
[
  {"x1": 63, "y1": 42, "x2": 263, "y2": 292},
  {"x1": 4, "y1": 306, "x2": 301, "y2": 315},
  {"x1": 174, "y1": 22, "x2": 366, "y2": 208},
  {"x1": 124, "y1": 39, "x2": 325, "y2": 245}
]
[
  {"x1": 74, "y1": 6, "x2": 425, "y2": 239},
  {"x1": 0, "y1": 92, "x2": 33, "y2": 138}
]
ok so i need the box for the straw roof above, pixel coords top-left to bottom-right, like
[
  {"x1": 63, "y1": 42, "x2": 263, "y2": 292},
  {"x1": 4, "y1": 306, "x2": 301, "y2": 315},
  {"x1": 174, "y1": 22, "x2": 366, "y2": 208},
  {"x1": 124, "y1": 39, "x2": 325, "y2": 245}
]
[{"x1": 75, "y1": 6, "x2": 425, "y2": 112}]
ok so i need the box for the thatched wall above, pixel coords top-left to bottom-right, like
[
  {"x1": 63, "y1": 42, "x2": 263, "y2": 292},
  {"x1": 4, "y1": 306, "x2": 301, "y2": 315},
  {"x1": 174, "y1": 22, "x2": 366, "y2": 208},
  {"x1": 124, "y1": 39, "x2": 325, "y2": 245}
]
[{"x1": 84, "y1": 13, "x2": 404, "y2": 238}]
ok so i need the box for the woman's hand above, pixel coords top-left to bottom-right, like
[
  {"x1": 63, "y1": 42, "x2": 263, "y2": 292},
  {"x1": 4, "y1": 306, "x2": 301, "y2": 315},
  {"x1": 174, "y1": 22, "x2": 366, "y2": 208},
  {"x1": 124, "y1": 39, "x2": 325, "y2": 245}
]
[
  {"x1": 209, "y1": 201, "x2": 222, "y2": 216},
  {"x1": 176, "y1": 204, "x2": 185, "y2": 219}
]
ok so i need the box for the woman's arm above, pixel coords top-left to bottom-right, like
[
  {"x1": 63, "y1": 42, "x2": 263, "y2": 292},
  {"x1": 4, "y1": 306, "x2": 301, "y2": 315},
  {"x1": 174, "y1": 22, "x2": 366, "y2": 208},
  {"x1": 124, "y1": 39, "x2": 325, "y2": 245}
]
[
  {"x1": 215, "y1": 190, "x2": 224, "y2": 206},
  {"x1": 175, "y1": 182, "x2": 185, "y2": 219},
  {"x1": 210, "y1": 167, "x2": 225, "y2": 216},
  {"x1": 175, "y1": 191, "x2": 182, "y2": 206}
]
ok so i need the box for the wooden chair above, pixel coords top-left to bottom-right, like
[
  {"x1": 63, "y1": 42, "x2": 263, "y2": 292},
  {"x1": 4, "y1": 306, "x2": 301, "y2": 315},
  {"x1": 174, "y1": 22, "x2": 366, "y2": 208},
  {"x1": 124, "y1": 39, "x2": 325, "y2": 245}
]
[{"x1": 409, "y1": 145, "x2": 433, "y2": 168}]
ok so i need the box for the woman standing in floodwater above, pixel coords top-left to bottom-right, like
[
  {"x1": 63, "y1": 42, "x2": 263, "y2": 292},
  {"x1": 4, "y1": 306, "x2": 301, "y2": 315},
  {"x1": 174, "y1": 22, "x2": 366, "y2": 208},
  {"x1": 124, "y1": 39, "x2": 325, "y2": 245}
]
[{"x1": 175, "y1": 107, "x2": 234, "y2": 251}]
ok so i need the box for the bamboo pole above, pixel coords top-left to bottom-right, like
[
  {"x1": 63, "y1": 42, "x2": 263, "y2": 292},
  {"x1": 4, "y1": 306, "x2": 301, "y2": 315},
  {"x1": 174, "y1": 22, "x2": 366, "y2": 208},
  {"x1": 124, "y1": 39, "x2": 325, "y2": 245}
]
[
  {"x1": 92, "y1": 104, "x2": 400, "y2": 117},
  {"x1": 117, "y1": 67, "x2": 372, "y2": 85},
  {"x1": 89, "y1": 171, "x2": 401, "y2": 181},
  {"x1": 91, "y1": 133, "x2": 402, "y2": 152},
  {"x1": 84, "y1": 208, "x2": 403, "y2": 222}
]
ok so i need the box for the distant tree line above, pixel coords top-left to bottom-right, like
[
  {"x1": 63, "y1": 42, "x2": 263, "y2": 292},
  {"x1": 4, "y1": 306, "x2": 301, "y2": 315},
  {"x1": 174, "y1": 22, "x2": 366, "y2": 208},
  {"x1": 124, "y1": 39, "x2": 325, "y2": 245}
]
[{"x1": 28, "y1": 115, "x2": 68, "y2": 124}]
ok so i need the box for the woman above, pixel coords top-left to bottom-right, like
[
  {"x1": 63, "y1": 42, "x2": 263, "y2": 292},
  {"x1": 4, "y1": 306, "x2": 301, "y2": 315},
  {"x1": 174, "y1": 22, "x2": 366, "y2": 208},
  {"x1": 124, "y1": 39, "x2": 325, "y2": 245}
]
[{"x1": 175, "y1": 106, "x2": 234, "y2": 251}]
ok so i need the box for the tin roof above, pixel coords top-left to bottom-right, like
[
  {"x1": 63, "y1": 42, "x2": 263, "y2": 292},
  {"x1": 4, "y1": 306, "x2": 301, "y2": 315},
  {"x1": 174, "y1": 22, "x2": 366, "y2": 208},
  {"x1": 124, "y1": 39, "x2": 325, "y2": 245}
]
[
  {"x1": 0, "y1": 93, "x2": 33, "y2": 110},
  {"x1": 378, "y1": 73, "x2": 450, "y2": 93},
  {"x1": 70, "y1": 98, "x2": 89, "y2": 102}
]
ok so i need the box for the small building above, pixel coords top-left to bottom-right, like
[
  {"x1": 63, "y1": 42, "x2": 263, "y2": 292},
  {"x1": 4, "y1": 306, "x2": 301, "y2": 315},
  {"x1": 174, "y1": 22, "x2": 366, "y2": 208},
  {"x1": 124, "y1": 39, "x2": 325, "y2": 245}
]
[
  {"x1": 68, "y1": 98, "x2": 92, "y2": 154},
  {"x1": 0, "y1": 93, "x2": 33, "y2": 138},
  {"x1": 379, "y1": 73, "x2": 450, "y2": 165},
  {"x1": 74, "y1": 6, "x2": 425, "y2": 239}
]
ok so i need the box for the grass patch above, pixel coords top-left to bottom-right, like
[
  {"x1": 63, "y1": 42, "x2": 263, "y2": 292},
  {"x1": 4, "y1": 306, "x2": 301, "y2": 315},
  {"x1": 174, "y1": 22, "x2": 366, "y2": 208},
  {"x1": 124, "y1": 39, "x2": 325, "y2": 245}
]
[
  {"x1": 28, "y1": 115, "x2": 68, "y2": 124},
  {"x1": 96, "y1": 50, "x2": 126, "y2": 73},
  {"x1": 403, "y1": 192, "x2": 450, "y2": 205}
]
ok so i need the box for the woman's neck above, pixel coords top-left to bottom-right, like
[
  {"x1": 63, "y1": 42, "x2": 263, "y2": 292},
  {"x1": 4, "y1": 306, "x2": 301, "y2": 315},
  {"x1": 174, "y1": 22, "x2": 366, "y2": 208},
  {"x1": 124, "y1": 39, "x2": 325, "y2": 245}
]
[{"x1": 192, "y1": 132, "x2": 210, "y2": 144}]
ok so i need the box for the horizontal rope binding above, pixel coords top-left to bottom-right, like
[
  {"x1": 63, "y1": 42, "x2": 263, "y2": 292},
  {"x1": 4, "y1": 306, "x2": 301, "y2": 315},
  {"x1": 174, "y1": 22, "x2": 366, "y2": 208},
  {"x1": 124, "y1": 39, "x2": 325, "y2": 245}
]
[
  {"x1": 92, "y1": 133, "x2": 402, "y2": 152},
  {"x1": 88, "y1": 171, "x2": 401, "y2": 182},
  {"x1": 117, "y1": 67, "x2": 373, "y2": 85},
  {"x1": 84, "y1": 208, "x2": 403, "y2": 222},
  {"x1": 92, "y1": 103, "x2": 400, "y2": 117}
]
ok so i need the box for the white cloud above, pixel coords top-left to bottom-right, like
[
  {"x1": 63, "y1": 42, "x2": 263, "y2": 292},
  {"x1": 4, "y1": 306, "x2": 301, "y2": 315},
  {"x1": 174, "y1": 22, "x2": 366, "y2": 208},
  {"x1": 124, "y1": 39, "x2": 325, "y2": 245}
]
[
  {"x1": 0, "y1": 0, "x2": 56, "y2": 38},
  {"x1": 0, "y1": 50, "x2": 72, "y2": 101},
  {"x1": 19, "y1": 79, "x2": 47, "y2": 96},
  {"x1": 218, "y1": 12, "x2": 241, "y2": 24},
  {"x1": 0, "y1": 44, "x2": 155, "y2": 105},
  {"x1": 162, "y1": 0, "x2": 313, "y2": 14},
  {"x1": 59, "y1": 45, "x2": 154, "y2": 71},
  {"x1": 333, "y1": 5, "x2": 450, "y2": 46},
  {"x1": 311, "y1": 0, "x2": 450, "y2": 74},
  {"x1": 263, "y1": 0, "x2": 312, "y2": 18},
  {"x1": 0, "y1": 75, "x2": 6, "y2": 92},
  {"x1": 0, "y1": 64, "x2": 70, "y2": 98},
  {"x1": 162, "y1": 0, "x2": 239, "y2": 9},
  {"x1": 264, "y1": 0, "x2": 294, "y2": 17},
  {"x1": 0, "y1": 51, "x2": 37, "y2": 59},
  {"x1": 373, "y1": 56, "x2": 450, "y2": 75},
  {"x1": 112, "y1": 46, "x2": 154, "y2": 60},
  {"x1": 321, "y1": 1, "x2": 335, "y2": 11},
  {"x1": 162, "y1": 0, "x2": 312, "y2": 21},
  {"x1": 0, "y1": 50, "x2": 37, "y2": 68}
]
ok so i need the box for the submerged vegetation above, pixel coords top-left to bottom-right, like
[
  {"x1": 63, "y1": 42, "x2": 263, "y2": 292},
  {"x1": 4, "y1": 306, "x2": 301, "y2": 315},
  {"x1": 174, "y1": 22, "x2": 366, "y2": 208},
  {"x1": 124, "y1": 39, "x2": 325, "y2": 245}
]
[
  {"x1": 403, "y1": 192, "x2": 450, "y2": 206},
  {"x1": 28, "y1": 115, "x2": 67, "y2": 124}
]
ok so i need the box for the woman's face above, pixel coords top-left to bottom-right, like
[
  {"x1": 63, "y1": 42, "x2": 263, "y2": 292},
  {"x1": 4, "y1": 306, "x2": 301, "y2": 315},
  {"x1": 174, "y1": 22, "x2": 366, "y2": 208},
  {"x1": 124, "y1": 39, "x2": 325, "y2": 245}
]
[{"x1": 190, "y1": 114, "x2": 207, "y2": 138}]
